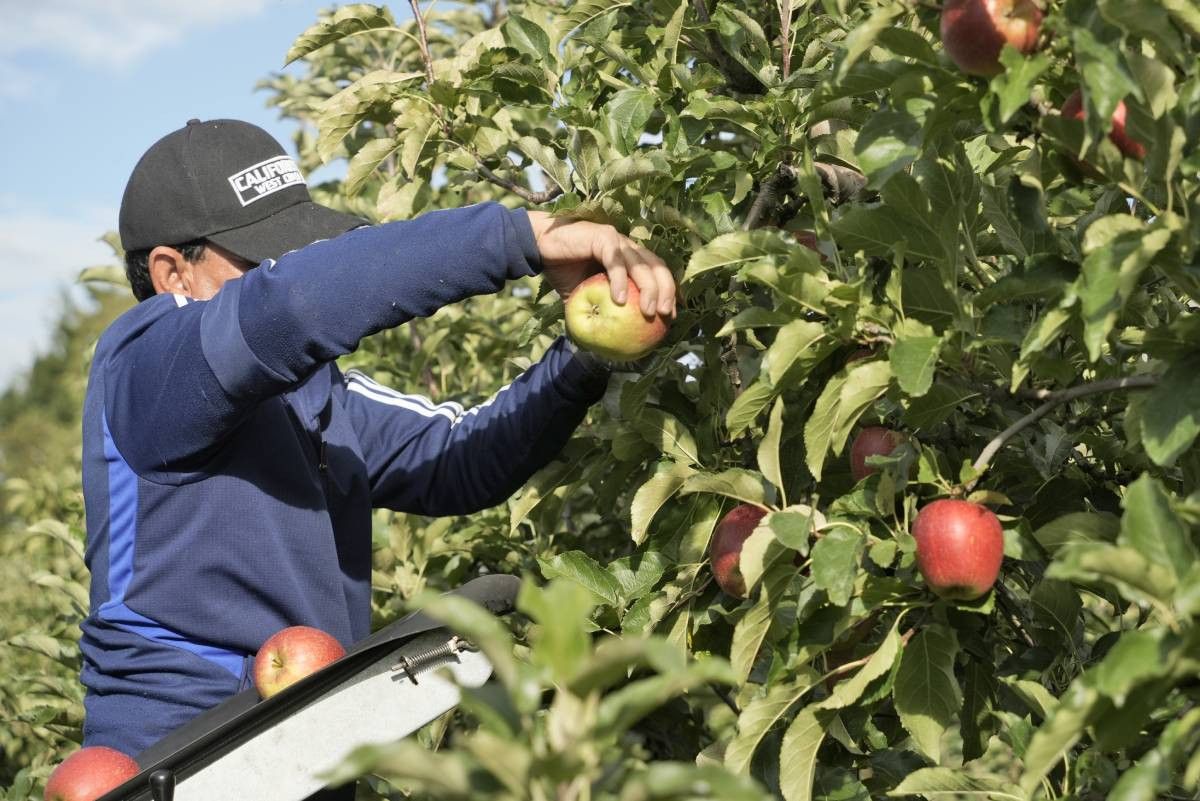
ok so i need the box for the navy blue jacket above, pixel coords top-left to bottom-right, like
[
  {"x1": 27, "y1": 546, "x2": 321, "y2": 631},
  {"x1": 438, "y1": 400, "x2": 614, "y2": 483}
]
[{"x1": 79, "y1": 204, "x2": 609, "y2": 755}]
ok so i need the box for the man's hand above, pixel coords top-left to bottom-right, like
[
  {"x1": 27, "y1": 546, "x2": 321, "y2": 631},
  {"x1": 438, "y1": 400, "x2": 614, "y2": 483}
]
[{"x1": 527, "y1": 211, "x2": 677, "y2": 318}]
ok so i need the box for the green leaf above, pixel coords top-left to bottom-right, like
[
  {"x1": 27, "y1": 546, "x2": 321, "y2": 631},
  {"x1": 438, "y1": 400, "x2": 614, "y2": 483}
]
[
  {"x1": 1072, "y1": 27, "x2": 1140, "y2": 127},
  {"x1": 811, "y1": 528, "x2": 865, "y2": 607},
  {"x1": 902, "y1": 383, "x2": 979, "y2": 430},
  {"x1": 502, "y1": 14, "x2": 551, "y2": 61},
  {"x1": 889, "y1": 319, "x2": 942, "y2": 398},
  {"x1": 344, "y1": 136, "x2": 402, "y2": 195},
  {"x1": 890, "y1": 769, "x2": 1027, "y2": 800},
  {"x1": 1119, "y1": 474, "x2": 1197, "y2": 579},
  {"x1": 1046, "y1": 543, "x2": 1177, "y2": 609},
  {"x1": 284, "y1": 4, "x2": 395, "y2": 65},
  {"x1": 990, "y1": 49, "x2": 1051, "y2": 125},
  {"x1": 1030, "y1": 579, "x2": 1081, "y2": 647},
  {"x1": 684, "y1": 230, "x2": 792, "y2": 284},
  {"x1": 630, "y1": 463, "x2": 695, "y2": 545},
  {"x1": 567, "y1": 635, "x2": 683, "y2": 695},
  {"x1": 1140, "y1": 356, "x2": 1200, "y2": 467},
  {"x1": 1090, "y1": 629, "x2": 1173, "y2": 706},
  {"x1": 1032, "y1": 511, "x2": 1119, "y2": 553},
  {"x1": 758, "y1": 398, "x2": 786, "y2": 499},
  {"x1": 1077, "y1": 215, "x2": 1172, "y2": 361},
  {"x1": 316, "y1": 70, "x2": 422, "y2": 163},
  {"x1": 538, "y1": 550, "x2": 624, "y2": 608},
  {"x1": 725, "y1": 669, "x2": 822, "y2": 774},
  {"x1": 596, "y1": 150, "x2": 671, "y2": 193},
  {"x1": 595, "y1": 657, "x2": 734, "y2": 740},
  {"x1": 855, "y1": 110, "x2": 922, "y2": 187},
  {"x1": 605, "y1": 88, "x2": 657, "y2": 151},
  {"x1": 412, "y1": 591, "x2": 520, "y2": 695},
  {"x1": 731, "y1": 565, "x2": 795, "y2": 683},
  {"x1": 680, "y1": 469, "x2": 773, "y2": 507},
  {"x1": 608, "y1": 551, "x2": 672, "y2": 604},
  {"x1": 519, "y1": 579, "x2": 595, "y2": 681},
  {"x1": 399, "y1": 111, "x2": 438, "y2": 179},
  {"x1": 820, "y1": 620, "x2": 905, "y2": 711},
  {"x1": 1019, "y1": 682, "x2": 1105, "y2": 794},
  {"x1": 779, "y1": 706, "x2": 831, "y2": 801},
  {"x1": 835, "y1": 2, "x2": 903, "y2": 80},
  {"x1": 804, "y1": 373, "x2": 847, "y2": 481},
  {"x1": 515, "y1": 136, "x2": 571, "y2": 193},
  {"x1": 634, "y1": 409, "x2": 701, "y2": 466},
  {"x1": 894, "y1": 625, "x2": 961, "y2": 764}
]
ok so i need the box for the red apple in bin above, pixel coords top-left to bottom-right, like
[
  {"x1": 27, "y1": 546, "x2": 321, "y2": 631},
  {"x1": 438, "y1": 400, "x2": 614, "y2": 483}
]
[
  {"x1": 44, "y1": 746, "x2": 138, "y2": 801},
  {"x1": 913, "y1": 499, "x2": 1005, "y2": 600},
  {"x1": 849, "y1": 426, "x2": 906, "y2": 483},
  {"x1": 564, "y1": 273, "x2": 670, "y2": 362},
  {"x1": 1062, "y1": 89, "x2": 1146, "y2": 161},
  {"x1": 709, "y1": 504, "x2": 768, "y2": 599},
  {"x1": 253, "y1": 625, "x2": 346, "y2": 699},
  {"x1": 940, "y1": 0, "x2": 1043, "y2": 77}
]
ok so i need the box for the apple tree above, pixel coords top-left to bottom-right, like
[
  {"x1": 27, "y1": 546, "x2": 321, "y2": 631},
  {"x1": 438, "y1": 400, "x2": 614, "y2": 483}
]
[{"x1": 257, "y1": 0, "x2": 1200, "y2": 799}]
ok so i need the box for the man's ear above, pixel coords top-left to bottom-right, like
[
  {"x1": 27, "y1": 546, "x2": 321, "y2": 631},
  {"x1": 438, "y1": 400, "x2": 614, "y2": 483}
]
[{"x1": 148, "y1": 246, "x2": 197, "y2": 296}]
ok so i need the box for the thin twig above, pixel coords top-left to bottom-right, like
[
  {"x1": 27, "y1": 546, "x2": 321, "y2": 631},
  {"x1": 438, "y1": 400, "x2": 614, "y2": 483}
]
[
  {"x1": 778, "y1": 1, "x2": 795, "y2": 81},
  {"x1": 823, "y1": 628, "x2": 917, "y2": 681},
  {"x1": 710, "y1": 682, "x2": 741, "y2": 715},
  {"x1": 967, "y1": 375, "x2": 1160, "y2": 491},
  {"x1": 476, "y1": 163, "x2": 564, "y2": 204},
  {"x1": 407, "y1": 0, "x2": 436, "y2": 86}
]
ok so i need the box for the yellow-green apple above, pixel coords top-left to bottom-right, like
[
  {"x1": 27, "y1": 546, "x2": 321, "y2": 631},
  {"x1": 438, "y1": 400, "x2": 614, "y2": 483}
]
[
  {"x1": 709, "y1": 504, "x2": 768, "y2": 599},
  {"x1": 44, "y1": 746, "x2": 138, "y2": 801},
  {"x1": 564, "y1": 273, "x2": 669, "y2": 361},
  {"x1": 253, "y1": 625, "x2": 346, "y2": 699},
  {"x1": 940, "y1": 0, "x2": 1043, "y2": 77},
  {"x1": 913, "y1": 499, "x2": 1004, "y2": 600},
  {"x1": 1062, "y1": 89, "x2": 1146, "y2": 161},
  {"x1": 849, "y1": 427, "x2": 906, "y2": 482}
]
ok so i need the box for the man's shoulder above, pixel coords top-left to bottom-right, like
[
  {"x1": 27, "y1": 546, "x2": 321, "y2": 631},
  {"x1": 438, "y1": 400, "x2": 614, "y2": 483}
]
[{"x1": 96, "y1": 293, "x2": 201, "y2": 358}]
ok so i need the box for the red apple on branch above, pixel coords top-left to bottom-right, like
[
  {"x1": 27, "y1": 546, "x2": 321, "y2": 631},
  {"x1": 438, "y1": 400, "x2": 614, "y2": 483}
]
[
  {"x1": 564, "y1": 273, "x2": 670, "y2": 361},
  {"x1": 709, "y1": 504, "x2": 768, "y2": 599},
  {"x1": 1062, "y1": 89, "x2": 1146, "y2": 161},
  {"x1": 44, "y1": 746, "x2": 138, "y2": 801},
  {"x1": 253, "y1": 625, "x2": 346, "y2": 699},
  {"x1": 913, "y1": 499, "x2": 1005, "y2": 600},
  {"x1": 940, "y1": 0, "x2": 1043, "y2": 77},
  {"x1": 849, "y1": 426, "x2": 906, "y2": 482}
]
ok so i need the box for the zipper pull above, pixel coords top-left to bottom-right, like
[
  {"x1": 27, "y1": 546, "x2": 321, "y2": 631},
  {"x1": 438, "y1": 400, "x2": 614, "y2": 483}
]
[{"x1": 319, "y1": 438, "x2": 328, "y2": 472}]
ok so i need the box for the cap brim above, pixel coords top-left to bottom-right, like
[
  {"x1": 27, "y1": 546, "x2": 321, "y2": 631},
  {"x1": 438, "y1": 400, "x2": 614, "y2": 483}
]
[{"x1": 206, "y1": 201, "x2": 365, "y2": 265}]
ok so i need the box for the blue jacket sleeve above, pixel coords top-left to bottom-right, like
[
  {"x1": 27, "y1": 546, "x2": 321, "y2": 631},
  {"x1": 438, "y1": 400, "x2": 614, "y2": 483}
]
[
  {"x1": 338, "y1": 338, "x2": 608, "y2": 515},
  {"x1": 105, "y1": 203, "x2": 545, "y2": 476}
]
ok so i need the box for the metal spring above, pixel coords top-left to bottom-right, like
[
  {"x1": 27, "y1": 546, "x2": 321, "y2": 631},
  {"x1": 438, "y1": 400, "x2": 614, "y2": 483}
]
[{"x1": 389, "y1": 635, "x2": 473, "y2": 685}]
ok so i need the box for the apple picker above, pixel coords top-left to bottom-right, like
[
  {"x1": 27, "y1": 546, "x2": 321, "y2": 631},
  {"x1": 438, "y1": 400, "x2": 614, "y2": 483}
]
[{"x1": 74, "y1": 118, "x2": 674, "y2": 800}]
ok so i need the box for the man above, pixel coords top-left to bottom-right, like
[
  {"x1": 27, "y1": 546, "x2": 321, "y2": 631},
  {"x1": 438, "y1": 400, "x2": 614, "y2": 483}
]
[{"x1": 80, "y1": 119, "x2": 675, "y2": 765}]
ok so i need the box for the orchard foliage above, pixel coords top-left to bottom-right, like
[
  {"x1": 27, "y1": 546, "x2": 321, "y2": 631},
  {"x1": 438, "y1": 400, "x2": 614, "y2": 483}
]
[
  {"x1": 3, "y1": 0, "x2": 1200, "y2": 799},
  {"x1": 288, "y1": 0, "x2": 1200, "y2": 798}
]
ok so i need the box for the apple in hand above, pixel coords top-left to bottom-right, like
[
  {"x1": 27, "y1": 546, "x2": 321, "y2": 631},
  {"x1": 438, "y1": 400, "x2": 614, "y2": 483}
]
[
  {"x1": 849, "y1": 426, "x2": 906, "y2": 483},
  {"x1": 1062, "y1": 90, "x2": 1146, "y2": 161},
  {"x1": 564, "y1": 273, "x2": 669, "y2": 362},
  {"x1": 45, "y1": 746, "x2": 138, "y2": 801},
  {"x1": 253, "y1": 625, "x2": 346, "y2": 699},
  {"x1": 709, "y1": 504, "x2": 768, "y2": 599},
  {"x1": 913, "y1": 499, "x2": 1004, "y2": 600},
  {"x1": 940, "y1": 0, "x2": 1043, "y2": 77}
]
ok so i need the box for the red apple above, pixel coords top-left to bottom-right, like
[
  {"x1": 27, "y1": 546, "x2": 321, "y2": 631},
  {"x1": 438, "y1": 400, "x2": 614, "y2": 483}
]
[
  {"x1": 564, "y1": 273, "x2": 670, "y2": 361},
  {"x1": 709, "y1": 504, "x2": 768, "y2": 599},
  {"x1": 849, "y1": 427, "x2": 906, "y2": 482},
  {"x1": 1062, "y1": 89, "x2": 1146, "y2": 161},
  {"x1": 912, "y1": 499, "x2": 1005, "y2": 600},
  {"x1": 45, "y1": 746, "x2": 138, "y2": 801},
  {"x1": 253, "y1": 625, "x2": 346, "y2": 699},
  {"x1": 940, "y1": 0, "x2": 1043, "y2": 77}
]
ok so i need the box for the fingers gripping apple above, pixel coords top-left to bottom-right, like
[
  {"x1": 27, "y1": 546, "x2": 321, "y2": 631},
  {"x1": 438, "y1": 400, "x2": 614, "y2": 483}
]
[{"x1": 564, "y1": 273, "x2": 669, "y2": 362}]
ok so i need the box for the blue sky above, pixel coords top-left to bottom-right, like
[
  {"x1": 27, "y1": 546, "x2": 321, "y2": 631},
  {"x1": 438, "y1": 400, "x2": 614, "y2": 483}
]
[{"x1": 0, "y1": 1, "x2": 410, "y2": 388}]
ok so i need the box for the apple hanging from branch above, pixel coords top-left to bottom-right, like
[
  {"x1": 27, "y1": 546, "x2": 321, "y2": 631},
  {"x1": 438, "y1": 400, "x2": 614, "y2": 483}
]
[
  {"x1": 1062, "y1": 89, "x2": 1146, "y2": 161},
  {"x1": 940, "y1": 0, "x2": 1043, "y2": 77},
  {"x1": 708, "y1": 504, "x2": 768, "y2": 599},
  {"x1": 849, "y1": 426, "x2": 907, "y2": 483},
  {"x1": 564, "y1": 273, "x2": 670, "y2": 362},
  {"x1": 912, "y1": 499, "x2": 1005, "y2": 600}
]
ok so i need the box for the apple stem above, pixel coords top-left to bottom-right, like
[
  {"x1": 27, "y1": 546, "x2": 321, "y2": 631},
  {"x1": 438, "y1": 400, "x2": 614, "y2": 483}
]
[{"x1": 965, "y1": 374, "x2": 1160, "y2": 493}]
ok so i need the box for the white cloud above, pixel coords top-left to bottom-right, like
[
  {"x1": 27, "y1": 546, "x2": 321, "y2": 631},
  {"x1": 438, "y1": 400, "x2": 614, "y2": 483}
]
[
  {"x1": 0, "y1": 202, "x2": 118, "y2": 388},
  {"x1": 1, "y1": 0, "x2": 272, "y2": 70}
]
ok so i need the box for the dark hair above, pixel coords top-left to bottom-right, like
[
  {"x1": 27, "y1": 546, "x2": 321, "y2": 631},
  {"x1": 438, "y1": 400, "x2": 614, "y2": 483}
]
[{"x1": 124, "y1": 240, "x2": 207, "y2": 302}]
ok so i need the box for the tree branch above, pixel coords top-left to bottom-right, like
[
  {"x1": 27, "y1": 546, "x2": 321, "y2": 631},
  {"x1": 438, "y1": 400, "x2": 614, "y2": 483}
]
[
  {"x1": 967, "y1": 375, "x2": 1160, "y2": 491},
  {"x1": 743, "y1": 164, "x2": 796, "y2": 230},
  {"x1": 407, "y1": 0, "x2": 436, "y2": 86},
  {"x1": 475, "y1": 164, "x2": 564, "y2": 204}
]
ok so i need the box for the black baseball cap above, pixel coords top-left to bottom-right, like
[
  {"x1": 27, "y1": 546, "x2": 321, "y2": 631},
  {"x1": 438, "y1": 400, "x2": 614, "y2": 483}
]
[{"x1": 119, "y1": 118, "x2": 364, "y2": 264}]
